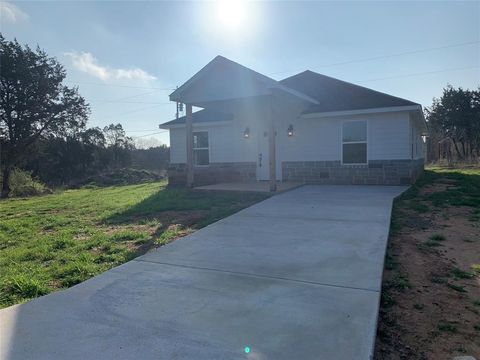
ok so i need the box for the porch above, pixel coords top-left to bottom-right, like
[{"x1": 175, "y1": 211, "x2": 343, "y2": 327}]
[
  {"x1": 194, "y1": 181, "x2": 302, "y2": 193},
  {"x1": 165, "y1": 56, "x2": 319, "y2": 192}
]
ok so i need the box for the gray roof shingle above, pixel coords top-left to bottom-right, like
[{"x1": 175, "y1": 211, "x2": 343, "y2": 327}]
[
  {"x1": 280, "y1": 70, "x2": 419, "y2": 114},
  {"x1": 160, "y1": 109, "x2": 233, "y2": 127},
  {"x1": 161, "y1": 69, "x2": 419, "y2": 126}
]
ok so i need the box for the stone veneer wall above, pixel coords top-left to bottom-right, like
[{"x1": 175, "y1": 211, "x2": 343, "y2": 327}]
[
  {"x1": 168, "y1": 162, "x2": 257, "y2": 186},
  {"x1": 282, "y1": 159, "x2": 424, "y2": 185}
]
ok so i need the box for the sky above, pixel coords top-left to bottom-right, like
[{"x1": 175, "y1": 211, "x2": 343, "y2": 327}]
[{"x1": 1, "y1": 0, "x2": 479, "y2": 146}]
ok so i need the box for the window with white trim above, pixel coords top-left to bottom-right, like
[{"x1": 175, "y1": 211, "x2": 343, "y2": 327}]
[
  {"x1": 193, "y1": 131, "x2": 209, "y2": 166},
  {"x1": 342, "y1": 120, "x2": 367, "y2": 164}
]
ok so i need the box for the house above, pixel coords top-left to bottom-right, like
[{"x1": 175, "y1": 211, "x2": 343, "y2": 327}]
[{"x1": 160, "y1": 56, "x2": 426, "y2": 191}]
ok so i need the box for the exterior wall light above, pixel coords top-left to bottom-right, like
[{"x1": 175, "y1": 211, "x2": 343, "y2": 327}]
[
  {"x1": 244, "y1": 127, "x2": 250, "y2": 138},
  {"x1": 287, "y1": 124, "x2": 294, "y2": 137}
]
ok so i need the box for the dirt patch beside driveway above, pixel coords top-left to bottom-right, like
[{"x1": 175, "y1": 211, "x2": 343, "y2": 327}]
[{"x1": 375, "y1": 169, "x2": 480, "y2": 360}]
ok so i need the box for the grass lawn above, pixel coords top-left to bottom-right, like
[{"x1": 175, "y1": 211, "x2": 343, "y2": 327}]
[
  {"x1": 375, "y1": 167, "x2": 480, "y2": 359},
  {"x1": 0, "y1": 181, "x2": 268, "y2": 308}
]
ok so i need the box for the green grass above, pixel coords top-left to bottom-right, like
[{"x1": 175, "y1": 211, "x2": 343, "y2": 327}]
[
  {"x1": 447, "y1": 283, "x2": 467, "y2": 293},
  {"x1": 380, "y1": 291, "x2": 397, "y2": 308},
  {"x1": 0, "y1": 181, "x2": 268, "y2": 308},
  {"x1": 386, "y1": 273, "x2": 412, "y2": 291},
  {"x1": 429, "y1": 234, "x2": 446, "y2": 242},
  {"x1": 471, "y1": 264, "x2": 480, "y2": 275},
  {"x1": 451, "y1": 267, "x2": 475, "y2": 280},
  {"x1": 437, "y1": 321, "x2": 457, "y2": 333}
]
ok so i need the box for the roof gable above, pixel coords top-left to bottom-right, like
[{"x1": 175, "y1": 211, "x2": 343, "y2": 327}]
[{"x1": 170, "y1": 56, "x2": 318, "y2": 106}]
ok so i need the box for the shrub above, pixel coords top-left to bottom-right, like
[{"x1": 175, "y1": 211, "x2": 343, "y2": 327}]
[
  {"x1": 8, "y1": 168, "x2": 51, "y2": 198},
  {"x1": 437, "y1": 321, "x2": 457, "y2": 333},
  {"x1": 429, "y1": 234, "x2": 446, "y2": 241}
]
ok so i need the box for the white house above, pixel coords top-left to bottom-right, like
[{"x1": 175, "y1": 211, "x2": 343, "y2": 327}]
[{"x1": 160, "y1": 56, "x2": 426, "y2": 191}]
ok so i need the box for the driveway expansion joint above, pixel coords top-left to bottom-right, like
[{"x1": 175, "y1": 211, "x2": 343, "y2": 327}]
[{"x1": 134, "y1": 258, "x2": 380, "y2": 293}]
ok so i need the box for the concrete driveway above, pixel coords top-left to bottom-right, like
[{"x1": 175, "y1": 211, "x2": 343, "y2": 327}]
[{"x1": 0, "y1": 185, "x2": 406, "y2": 360}]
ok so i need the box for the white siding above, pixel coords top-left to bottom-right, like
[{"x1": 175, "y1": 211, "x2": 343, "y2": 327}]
[
  {"x1": 277, "y1": 111, "x2": 411, "y2": 161},
  {"x1": 368, "y1": 112, "x2": 410, "y2": 160},
  {"x1": 169, "y1": 109, "x2": 412, "y2": 164},
  {"x1": 169, "y1": 117, "x2": 256, "y2": 164},
  {"x1": 409, "y1": 113, "x2": 425, "y2": 160},
  {"x1": 169, "y1": 128, "x2": 186, "y2": 164}
]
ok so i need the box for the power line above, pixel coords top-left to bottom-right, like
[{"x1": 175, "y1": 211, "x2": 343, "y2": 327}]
[
  {"x1": 105, "y1": 89, "x2": 165, "y2": 102},
  {"x1": 132, "y1": 131, "x2": 169, "y2": 138},
  {"x1": 88, "y1": 100, "x2": 172, "y2": 105},
  {"x1": 65, "y1": 80, "x2": 175, "y2": 90},
  {"x1": 98, "y1": 104, "x2": 169, "y2": 123},
  {"x1": 124, "y1": 129, "x2": 164, "y2": 133},
  {"x1": 356, "y1": 65, "x2": 479, "y2": 83},
  {"x1": 269, "y1": 40, "x2": 480, "y2": 77}
]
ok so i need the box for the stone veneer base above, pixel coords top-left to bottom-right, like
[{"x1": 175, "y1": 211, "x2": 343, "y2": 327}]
[
  {"x1": 168, "y1": 159, "x2": 424, "y2": 186},
  {"x1": 282, "y1": 159, "x2": 424, "y2": 185},
  {"x1": 168, "y1": 162, "x2": 256, "y2": 186}
]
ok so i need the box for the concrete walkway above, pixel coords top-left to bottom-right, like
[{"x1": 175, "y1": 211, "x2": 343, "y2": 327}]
[{"x1": 0, "y1": 185, "x2": 406, "y2": 360}]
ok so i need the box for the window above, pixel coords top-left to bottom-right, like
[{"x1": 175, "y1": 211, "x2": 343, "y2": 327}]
[
  {"x1": 193, "y1": 131, "x2": 209, "y2": 166},
  {"x1": 342, "y1": 120, "x2": 367, "y2": 164}
]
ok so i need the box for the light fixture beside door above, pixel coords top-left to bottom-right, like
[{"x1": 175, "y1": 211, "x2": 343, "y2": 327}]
[{"x1": 287, "y1": 124, "x2": 294, "y2": 137}]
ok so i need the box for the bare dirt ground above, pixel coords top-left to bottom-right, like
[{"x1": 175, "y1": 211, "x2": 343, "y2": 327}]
[{"x1": 375, "y1": 173, "x2": 480, "y2": 360}]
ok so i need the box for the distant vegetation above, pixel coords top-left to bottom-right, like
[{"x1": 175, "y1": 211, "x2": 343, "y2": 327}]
[
  {"x1": 0, "y1": 35, "x2": 169, "y2": 198},
  {"x1": 425, "y1": 86, "x2": 480, "y2": 164}
]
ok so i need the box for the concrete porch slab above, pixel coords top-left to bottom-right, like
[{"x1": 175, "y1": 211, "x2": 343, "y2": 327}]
[{"x1": 194, "y1": 181, "x2": 302, "y2": 193}]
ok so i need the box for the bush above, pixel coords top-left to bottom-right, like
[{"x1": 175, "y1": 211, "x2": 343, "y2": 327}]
[{"x1": 8, "y1": 168, "x2": 51, "y2": 198}]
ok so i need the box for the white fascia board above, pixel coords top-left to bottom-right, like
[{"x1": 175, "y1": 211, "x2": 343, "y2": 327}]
[
  {"x1": 159, "y1": 120, "x2": 233, "y2": 129},
  {"x1": 299, "y1": 105, "x2": 423, "y2": 119}
]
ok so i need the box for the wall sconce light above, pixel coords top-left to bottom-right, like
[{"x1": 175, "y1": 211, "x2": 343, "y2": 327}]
[
  {"x1": 287, "y1": 124, "x2": 294, "y2": 137},
  {"x1": 244, "y1": 127, "x2": 250, "y2": 138}
]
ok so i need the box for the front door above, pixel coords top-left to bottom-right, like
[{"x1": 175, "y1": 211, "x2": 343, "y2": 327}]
[{"x1": 257, "y1": 129, "x2": 270, "y2": 181}]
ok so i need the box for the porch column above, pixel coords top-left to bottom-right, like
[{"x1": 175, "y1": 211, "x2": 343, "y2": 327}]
[
  {"x1": 185, "y1": 103, "x2": 194, "y2": 187},
  {"x1": 268, "y1": 96, "x2": 277, "y2": 192}
]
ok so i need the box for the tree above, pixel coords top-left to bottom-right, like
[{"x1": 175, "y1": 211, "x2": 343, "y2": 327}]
[
  {"x1": 426, "y1": 85, "x2": 480, "y2": 161},
  {"x1": 103, "y1": 123, "x2": 134, "y2": 167},
  {"x1": 0, "y1": 35, "x2": 89, "y2": 197}
]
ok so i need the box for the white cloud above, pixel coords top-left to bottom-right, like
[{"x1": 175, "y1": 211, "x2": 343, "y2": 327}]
[
  {"x1": 64, "y1": 51, "x2": 156, "y2": 83},
  {"x1": 0, "y1": 1, "x2": 29, "y2": 24}
]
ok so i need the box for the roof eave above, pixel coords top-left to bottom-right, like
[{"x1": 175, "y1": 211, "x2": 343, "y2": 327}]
[
  {"x1": 299, "y1": 105, "x2": 423, "y2": 119},
  {"x1": 159, "y1": 119, "x2": 233, "y2": 129}
]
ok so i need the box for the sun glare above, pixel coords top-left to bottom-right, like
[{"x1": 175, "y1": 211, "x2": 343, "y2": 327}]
[{"x1": 217, "y1": 0, "x2": 247, "y2": 30}]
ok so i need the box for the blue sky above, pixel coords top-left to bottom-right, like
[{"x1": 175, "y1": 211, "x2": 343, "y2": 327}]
[{"x1": 1, "y1": 0, "x2": 479, "y2": 146}]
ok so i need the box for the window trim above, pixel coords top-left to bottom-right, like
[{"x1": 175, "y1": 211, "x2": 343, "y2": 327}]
[
  {"x1": 341, "y1": 120, "x2": 368, "y2": 165},
  {"x1": 193, "y1": 130, "x2": 210, "y2": 167}
]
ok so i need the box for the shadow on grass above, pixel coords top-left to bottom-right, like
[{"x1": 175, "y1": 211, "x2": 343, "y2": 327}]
[{"x1": 104, "y1": 187, "x2": 270, "y2": 256}]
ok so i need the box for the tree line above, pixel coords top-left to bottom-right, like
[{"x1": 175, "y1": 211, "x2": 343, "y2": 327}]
[
  {"x1": 0, "y1": 35, "x2": 168, "y2": 197},
  {"x1": 1, "y1": 34, "x2": 478, "y2": 197},
  {"x1": 425, "y1": 86, "x2": 480, "y2": 163}
]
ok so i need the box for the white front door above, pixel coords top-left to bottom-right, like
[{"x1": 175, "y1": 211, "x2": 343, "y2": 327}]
[{"x1": 257, "y1": 129, "x2": 270, "y2": 181}]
